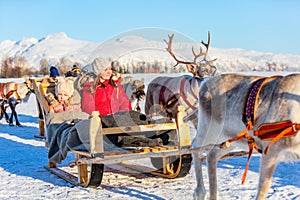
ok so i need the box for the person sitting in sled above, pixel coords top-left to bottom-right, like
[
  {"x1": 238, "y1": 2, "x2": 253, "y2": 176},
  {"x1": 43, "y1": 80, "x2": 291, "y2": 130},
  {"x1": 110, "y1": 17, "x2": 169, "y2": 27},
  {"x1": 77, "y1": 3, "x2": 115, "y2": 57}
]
[
  {"x1": 49, "y1": 77, "x2": 81, "y2": 113},
  {"x1": 65, "y1": 64, "x2": 81, "y2": 77},
  {"x1": 89, "y1": 57, "x2": 132, "y2": 116},
  {"x1": 49, "y1": 66, "x2": 60, "y2": 82}
]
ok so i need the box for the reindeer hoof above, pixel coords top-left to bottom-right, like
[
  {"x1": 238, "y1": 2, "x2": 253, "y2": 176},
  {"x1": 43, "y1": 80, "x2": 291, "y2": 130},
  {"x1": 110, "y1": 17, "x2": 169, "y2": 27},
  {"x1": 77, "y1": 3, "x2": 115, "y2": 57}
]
[
  {"x1": 9, "y1": 123, "x2": 14, "y2": 126},
  {"x1": 17, "y1": 124, "x2": 22, "y2": 127}
]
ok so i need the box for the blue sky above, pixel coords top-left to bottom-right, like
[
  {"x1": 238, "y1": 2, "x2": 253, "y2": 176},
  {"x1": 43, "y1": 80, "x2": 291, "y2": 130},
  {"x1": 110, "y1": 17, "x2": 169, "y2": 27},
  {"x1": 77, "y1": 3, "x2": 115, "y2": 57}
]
[{"x1": 0, "y1": 0, "x2": 299, "y2": 54}]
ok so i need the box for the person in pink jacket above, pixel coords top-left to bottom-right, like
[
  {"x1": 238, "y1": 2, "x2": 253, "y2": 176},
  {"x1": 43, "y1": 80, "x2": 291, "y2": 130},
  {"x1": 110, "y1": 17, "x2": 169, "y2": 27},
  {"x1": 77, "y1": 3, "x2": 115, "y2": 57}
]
[
  {"x1": 89, "y1": 57, "x2": 132, "y2": 116},
  {"x1": 49, "y1": 78, "x2": 81, "y2": 113}
]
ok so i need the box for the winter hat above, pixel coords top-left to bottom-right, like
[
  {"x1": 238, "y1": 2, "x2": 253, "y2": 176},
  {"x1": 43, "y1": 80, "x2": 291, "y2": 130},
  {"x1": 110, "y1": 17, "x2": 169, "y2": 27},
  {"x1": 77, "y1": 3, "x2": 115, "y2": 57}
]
[
  {"x1": 81, "y1": 64, "x2": 92, "y2": 73},
  {"x1": 50, "y1": 66, "x2": 60, "y2": 77},
  {"x1": 71, "y1": 65, "x2": 80, "y2": 72},
  {"x1": 91, "y1": 57, "x2": 110, "y2": 75},
  {"x1": 55, "y1": 78, "x2": 74, "y2": 97}
]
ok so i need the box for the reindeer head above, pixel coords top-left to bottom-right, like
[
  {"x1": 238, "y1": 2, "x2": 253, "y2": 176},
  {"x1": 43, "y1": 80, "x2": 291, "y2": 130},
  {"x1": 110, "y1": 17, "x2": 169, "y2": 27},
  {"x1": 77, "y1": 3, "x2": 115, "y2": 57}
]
[
  {"x1": 164, "y1": 32, "x2": 217, "y2": 78},
  {"x1": 25, "y1": 78, "x2": 34, "y2": 93},
  {"x1": 131, "y1": 78, "x2": 145, "y2": 101}
]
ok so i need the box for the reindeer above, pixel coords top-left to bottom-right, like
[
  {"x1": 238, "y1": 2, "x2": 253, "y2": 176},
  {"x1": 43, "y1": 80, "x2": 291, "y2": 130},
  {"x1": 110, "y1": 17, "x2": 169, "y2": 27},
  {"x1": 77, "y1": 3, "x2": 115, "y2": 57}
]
[
  {"x1": 145, "y1": 32, "x2": 217, "y2": 128},
  {"x1": 0, "y1": 79, "x2": 34, "y2": 126},
  {"x1": 192, "y1": 73, "x2": 300, "y2": 200},
  {"x1": 121, "y1": 77, "x2": 145, "y2": 112}
]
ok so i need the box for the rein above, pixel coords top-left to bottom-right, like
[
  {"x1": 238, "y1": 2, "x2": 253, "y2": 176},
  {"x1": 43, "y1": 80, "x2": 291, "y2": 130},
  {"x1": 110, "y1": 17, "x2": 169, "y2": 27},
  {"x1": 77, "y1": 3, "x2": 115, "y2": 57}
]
[{"x1": 223, "y1": 76, "x2": 300, "y2": 184}]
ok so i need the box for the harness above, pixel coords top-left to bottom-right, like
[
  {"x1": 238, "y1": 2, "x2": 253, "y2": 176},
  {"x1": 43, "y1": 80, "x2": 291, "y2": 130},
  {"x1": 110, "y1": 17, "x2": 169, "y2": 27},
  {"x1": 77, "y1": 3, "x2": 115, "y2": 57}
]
[
  {"x1": 158, "y1": 77, "x2": 198, "y2": 116},
  {"x1": 0, "y1": 83, "x2": 20, "y2": 103},
  {"x1": 223, "y1": 76, "x2": 300, "y2": 184}
]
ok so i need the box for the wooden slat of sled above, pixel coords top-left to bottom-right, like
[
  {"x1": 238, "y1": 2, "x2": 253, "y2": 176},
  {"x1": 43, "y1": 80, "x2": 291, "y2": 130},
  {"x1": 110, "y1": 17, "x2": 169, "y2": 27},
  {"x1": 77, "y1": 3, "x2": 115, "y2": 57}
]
[
  {"x1": 102, "y1": 123, "x2": 176, "y2": 134},
  {"x1": 31, "y1": 78, "x2": 56, "y2": 138},
  {"x1": 45, "y1": 166, "x2": 79, "y2": 186},
  {"x1": 38, "y1": 82, "x2": 55, "y2": 115},
  {"x1": 31, "y1": 78, "x2": 55, "y2": 115},
  {"x1": 71, "y1": 146, "x2": 179, "y2": 160}
]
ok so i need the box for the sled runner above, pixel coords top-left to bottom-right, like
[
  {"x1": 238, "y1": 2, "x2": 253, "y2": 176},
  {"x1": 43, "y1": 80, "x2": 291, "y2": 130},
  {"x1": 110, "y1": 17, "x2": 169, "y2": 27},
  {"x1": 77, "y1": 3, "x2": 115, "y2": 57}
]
[{"x1": 31, "y1": 77, "x2": 193, "y2": 188}]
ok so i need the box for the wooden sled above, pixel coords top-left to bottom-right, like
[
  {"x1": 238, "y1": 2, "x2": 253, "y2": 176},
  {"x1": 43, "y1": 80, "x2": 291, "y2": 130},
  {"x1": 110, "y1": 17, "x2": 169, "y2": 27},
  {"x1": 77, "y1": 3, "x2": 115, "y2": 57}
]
[
  {"x1": 31, "y1": 77, "x2": 56, "y2": 138},
  {"x1": 31, "y1": 77, "x2": 193, "y2": 188}
]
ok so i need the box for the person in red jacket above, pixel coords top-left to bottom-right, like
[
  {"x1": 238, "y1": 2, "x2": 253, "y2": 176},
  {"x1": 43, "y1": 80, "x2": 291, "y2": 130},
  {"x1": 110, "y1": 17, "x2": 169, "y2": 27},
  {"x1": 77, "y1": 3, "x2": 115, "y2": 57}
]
[{"x1": 90, "y1": 57, "x2": 132, "y2": 116}]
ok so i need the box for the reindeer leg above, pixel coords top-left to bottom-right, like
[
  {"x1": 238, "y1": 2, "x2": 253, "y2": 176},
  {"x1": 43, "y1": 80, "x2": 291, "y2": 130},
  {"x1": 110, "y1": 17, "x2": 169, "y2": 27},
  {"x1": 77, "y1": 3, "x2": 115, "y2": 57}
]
[
  {"x1": 11, "y1": 101, "x2": 21, "y2": 126},
  {"x1": 207, "y1": 148, "x2": 230, "y2": 200},
  {"x1": 1, "y1": 103, "x2": 10, "y2": 122},
  {"x1": 8, "y1": 103, "x2": 14, "y2": 126},
  {"x1": 193, "y1": 151, "x2": 206, "y2": 200},
  {"x1": 0, "y1": 104, "x2": 3, "y2": 120},
  {"x1": 256, "y1": 152, "x2": 279, "y2": 200},
  {"x1": 8, "y1": 99, "x2": 20, "y2": 126},
  {"x1": 13, "y1": 106, "x2": 21, "y2": 127}
]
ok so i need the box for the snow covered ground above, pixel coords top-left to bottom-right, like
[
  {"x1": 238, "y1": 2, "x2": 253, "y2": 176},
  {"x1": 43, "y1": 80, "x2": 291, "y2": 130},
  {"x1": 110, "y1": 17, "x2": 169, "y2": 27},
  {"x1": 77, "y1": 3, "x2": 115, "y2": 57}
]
[{"x1": 0, "y1": 73, "x2": 299, "y2": 200}]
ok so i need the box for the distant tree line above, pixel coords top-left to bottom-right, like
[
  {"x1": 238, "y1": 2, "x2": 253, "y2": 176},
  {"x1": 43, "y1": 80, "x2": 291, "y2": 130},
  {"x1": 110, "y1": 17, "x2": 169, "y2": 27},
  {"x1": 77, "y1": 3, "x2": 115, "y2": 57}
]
[
  {"x1": 0, "y1": 56, "x2": 83, "y2": 78},
  {"x1": 0, "y1": 54, "x2": 297, "y2": 78}
]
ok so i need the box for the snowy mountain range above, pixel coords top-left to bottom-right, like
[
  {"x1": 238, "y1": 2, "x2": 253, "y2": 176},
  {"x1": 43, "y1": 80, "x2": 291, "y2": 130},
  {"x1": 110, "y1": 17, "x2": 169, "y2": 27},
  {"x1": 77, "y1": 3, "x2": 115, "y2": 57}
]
[{"x1": 1, "y1": 32, "x2": 300, "y2": 73}]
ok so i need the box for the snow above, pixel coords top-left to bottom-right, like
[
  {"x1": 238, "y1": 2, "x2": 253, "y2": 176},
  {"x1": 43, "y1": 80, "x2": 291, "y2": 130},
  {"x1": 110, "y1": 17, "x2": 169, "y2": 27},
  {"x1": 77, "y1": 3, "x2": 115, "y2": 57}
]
[
  {"x1": 1, "y1": 32, "x2": 300, "y2": 73},
  {"x1": 0, "y1": 73, "x2": 299, "y2": 200}
]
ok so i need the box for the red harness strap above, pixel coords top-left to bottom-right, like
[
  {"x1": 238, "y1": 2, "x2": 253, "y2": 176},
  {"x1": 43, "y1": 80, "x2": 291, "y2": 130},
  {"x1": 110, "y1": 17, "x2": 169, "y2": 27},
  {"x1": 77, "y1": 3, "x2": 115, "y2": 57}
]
[
  {"x1": 254, "y1": 121, "x2": 300, "y2": 154},
  {"x1": 180, "y1": 78, "x2": 198, "y2": 110},
  {"x1": 158, "y1": 78, "x2": 172, "y2": 108},
  {"x1": 0, "y1": 83, "x2": 18, "y2": 102}
]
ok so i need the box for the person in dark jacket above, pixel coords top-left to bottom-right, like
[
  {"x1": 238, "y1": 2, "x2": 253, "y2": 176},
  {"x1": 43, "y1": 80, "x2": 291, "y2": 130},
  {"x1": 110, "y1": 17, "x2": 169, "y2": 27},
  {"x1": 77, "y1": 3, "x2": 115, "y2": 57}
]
[
  {"x1": 65, "y1": 65, "x2": 81, "y2": 77},
  {"x1": 49, "y1": 66, "x2": 60, "y2": 82},
  {"x1": 50, "y1": 66, "x2": 60, "y2": 77}
]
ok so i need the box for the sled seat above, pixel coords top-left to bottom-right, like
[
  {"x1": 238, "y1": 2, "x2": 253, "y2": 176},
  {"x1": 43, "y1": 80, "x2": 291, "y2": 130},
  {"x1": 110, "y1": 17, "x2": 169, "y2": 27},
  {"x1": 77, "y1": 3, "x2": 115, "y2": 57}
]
[{"x1": 31, "y1": 78, "x2": 56, "y2": 137}]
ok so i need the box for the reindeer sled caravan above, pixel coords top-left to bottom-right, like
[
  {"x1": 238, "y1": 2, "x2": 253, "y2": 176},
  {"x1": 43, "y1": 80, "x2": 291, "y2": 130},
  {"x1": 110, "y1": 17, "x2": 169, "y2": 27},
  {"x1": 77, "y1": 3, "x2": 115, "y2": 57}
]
[
  {"x1": 31, "y1": 64, "x2": 192, "y2": 188},
  {"x1": 30, "y1": 32, "x2": 299, "y2": 199}
]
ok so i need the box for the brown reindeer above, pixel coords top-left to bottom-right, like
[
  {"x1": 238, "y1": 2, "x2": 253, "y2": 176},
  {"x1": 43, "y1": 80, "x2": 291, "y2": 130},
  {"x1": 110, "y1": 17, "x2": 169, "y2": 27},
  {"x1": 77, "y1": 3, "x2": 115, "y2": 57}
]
[
  {"x1": 0, "y1": 79, "x2": 34, "y2": 126},
  {"x1": 192, "y1": 73, "x2": 300, "y2": 200},
  {"x1": 145, "y1": 32, "x2": 217, "y2": 128}
]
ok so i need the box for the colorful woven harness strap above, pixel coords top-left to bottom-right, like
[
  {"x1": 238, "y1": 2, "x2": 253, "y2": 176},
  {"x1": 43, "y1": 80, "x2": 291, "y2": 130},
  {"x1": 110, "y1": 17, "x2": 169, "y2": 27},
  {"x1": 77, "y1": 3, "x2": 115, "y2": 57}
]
[
  {"x1": 224, "y1": 76, "x2": 284, "y2": 184},
  {"x1": 243, "y1": 77, "x2": 267, "y2": 124}
]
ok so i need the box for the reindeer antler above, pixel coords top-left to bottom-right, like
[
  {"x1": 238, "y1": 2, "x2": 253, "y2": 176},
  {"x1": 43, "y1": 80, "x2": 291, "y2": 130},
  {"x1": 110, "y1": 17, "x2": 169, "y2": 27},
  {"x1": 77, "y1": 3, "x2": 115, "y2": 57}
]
[
  {"x1": 192, "y1": 31, "x2": 212, "y2": 63},
  {"x1": 164, "y1": 34, "x2": 194, "y2": 67},
  {"x1": 165, "y1": 31, "x2": 216, "y2": 66}
]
